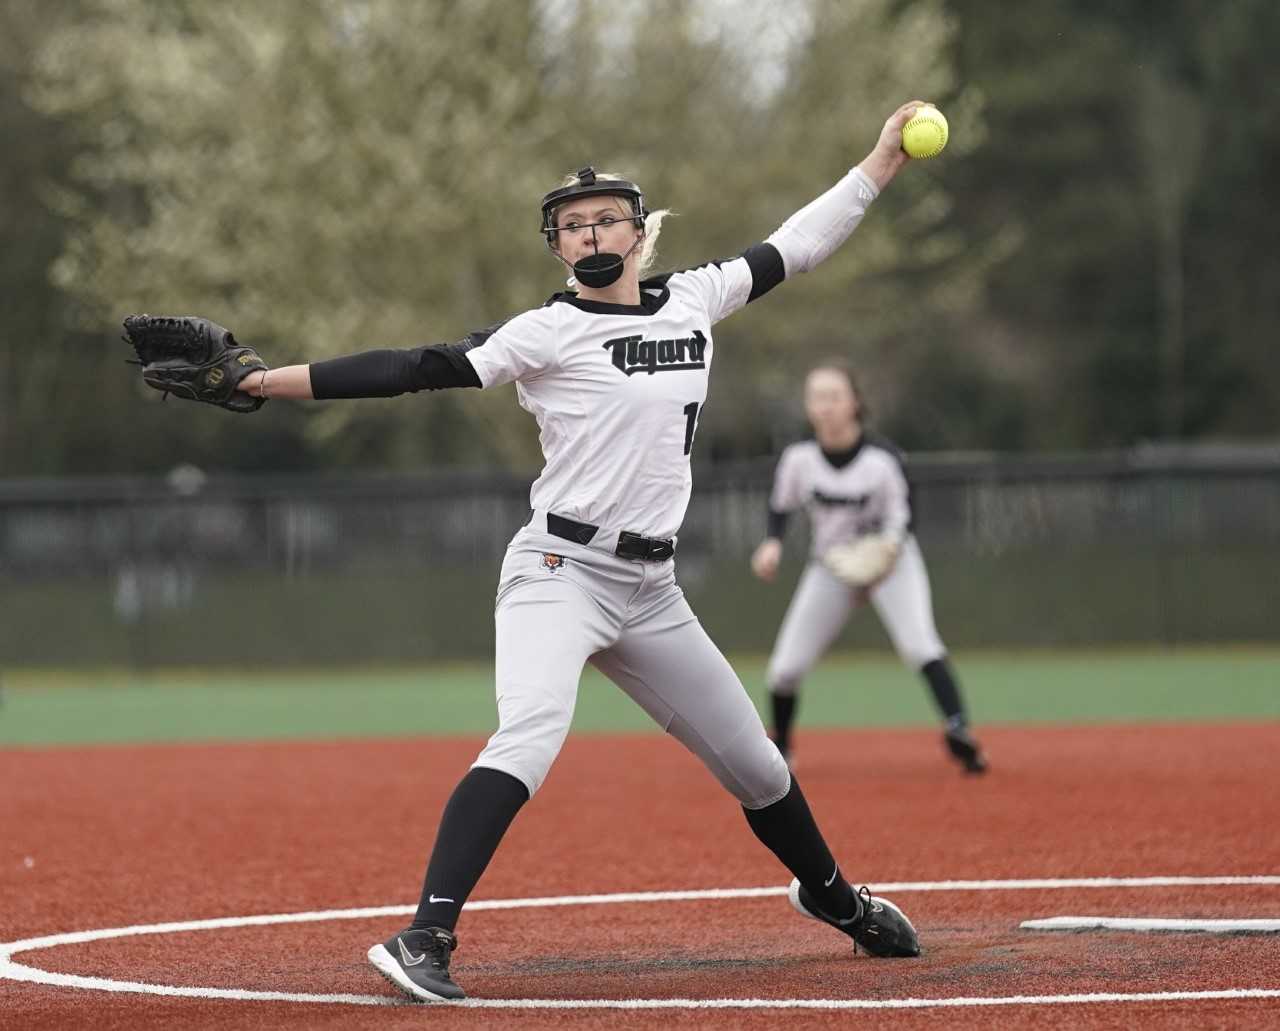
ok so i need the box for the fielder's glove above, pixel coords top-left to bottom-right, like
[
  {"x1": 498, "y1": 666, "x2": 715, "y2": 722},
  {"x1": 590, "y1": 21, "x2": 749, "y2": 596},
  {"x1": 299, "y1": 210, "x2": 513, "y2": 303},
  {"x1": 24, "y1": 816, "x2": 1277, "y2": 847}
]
[
  {"x1": 123, "y1": 314, "x2": 267, "y2": 413},
  {"x1": 823, "y1": 533, "x2": 902, "y2": 588}
]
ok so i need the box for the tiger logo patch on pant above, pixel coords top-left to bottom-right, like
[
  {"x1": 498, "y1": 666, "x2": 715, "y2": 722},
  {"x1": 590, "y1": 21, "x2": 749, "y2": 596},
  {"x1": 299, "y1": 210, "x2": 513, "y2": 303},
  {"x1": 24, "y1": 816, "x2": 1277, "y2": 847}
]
[{"x1": 541, "y1": 553, "x2": 567, "y2": 573}]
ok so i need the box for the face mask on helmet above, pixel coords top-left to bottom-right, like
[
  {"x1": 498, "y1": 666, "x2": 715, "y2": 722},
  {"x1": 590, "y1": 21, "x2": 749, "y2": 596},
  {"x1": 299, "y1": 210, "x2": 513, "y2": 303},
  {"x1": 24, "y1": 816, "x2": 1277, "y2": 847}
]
[{"x1": 540, "y1": 167, "x2": 647, "y2": 289}]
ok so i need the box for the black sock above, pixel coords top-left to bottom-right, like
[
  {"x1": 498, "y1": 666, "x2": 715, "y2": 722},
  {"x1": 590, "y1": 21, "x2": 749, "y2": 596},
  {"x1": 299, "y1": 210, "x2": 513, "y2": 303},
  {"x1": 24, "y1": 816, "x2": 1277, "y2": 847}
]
[
  {"x1": 743, "y1": 776, "x2": 857, "y2": 920},
  {"x1": 410, "y1": 766, "x2": 529, "y2": 932},
  {"x1": 921, "y1": 658, "x2": 966, "y2": 725},
  {"x1": 770, "y1": 691, "x2": 798, "y2": 752}
]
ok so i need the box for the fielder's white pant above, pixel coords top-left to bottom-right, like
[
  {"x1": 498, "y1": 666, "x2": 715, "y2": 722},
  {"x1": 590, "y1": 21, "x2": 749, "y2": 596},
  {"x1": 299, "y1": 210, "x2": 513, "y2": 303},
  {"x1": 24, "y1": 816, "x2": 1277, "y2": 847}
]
[
  {"x1": 472, "y1": 526, "x2": 791, "y2": 809},
  {"x1": 767, "y1": 535, "x2": 946, "y2": 696}
]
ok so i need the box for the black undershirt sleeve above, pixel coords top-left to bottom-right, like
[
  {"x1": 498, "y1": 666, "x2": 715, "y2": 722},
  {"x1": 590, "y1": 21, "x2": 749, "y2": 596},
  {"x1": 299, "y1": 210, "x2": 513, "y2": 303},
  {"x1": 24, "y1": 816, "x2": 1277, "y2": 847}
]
[
  {"x1": 766, "y1": 507, "x2": 790, "y2": 540},
  {"x1": 742, "y1": 242, "x2": 786, "y2": 303},
  {"x1": 309, "y1": 342, "x2": 481, "y2": 400}
]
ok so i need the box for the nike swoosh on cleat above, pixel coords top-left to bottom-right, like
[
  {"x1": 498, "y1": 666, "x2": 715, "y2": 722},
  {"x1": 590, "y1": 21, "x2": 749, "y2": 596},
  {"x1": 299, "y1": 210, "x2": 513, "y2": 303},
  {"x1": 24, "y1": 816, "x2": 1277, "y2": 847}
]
[
  {"x1": 429, "y1": 894, "x2": 455, "y2": 904},
  {"x1": 824, "y1": 865, "x2": 839, "y2": 887},
  {"x1": 397, "y1": 938, "x2": 427, "y2": 966}
]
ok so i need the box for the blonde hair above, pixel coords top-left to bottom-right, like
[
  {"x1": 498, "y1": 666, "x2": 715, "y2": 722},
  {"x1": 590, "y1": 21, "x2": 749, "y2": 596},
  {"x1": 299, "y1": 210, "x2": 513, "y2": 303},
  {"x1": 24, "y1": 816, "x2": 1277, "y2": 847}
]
[{"x1": 551, "y1": 170, "x2": 673, "y2": 280}]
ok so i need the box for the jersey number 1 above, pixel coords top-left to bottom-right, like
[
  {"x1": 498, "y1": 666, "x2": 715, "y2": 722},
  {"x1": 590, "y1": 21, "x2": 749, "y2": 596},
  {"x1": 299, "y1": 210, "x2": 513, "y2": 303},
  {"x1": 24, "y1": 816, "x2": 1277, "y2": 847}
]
[{"x1": 682, "y1": 402, "x2": 704, "y2": 456}]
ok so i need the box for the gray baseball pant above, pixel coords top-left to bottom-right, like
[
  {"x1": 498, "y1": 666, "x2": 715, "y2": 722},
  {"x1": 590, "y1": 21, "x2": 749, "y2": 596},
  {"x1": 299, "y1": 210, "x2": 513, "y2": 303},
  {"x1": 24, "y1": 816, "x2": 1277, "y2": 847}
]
[
  {"x1": 767, "y1": 535, "x2": 946, "y2": 695},
  {"x1": 472, "y1": 524, "x2": 791, "y2": 809}
]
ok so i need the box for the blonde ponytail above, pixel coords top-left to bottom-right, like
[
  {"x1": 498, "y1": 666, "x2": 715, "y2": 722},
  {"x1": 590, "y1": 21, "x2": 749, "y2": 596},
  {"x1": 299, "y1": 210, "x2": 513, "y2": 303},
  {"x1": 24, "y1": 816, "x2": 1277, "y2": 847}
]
[{"x1": 637, "y1": 207, "x2": 674, "y2": 279}]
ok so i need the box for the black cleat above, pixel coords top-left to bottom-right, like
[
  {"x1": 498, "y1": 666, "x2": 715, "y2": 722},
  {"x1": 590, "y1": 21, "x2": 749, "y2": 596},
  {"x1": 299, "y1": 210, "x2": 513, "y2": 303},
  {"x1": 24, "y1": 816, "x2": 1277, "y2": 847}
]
[
  {"x1": 367, "y1": 926, "x2": 465, "y2": 1002},
  {"x1": 944, "y1": 725, "x2": 989, "y2": 774},
  {"x1": 788, "y1": 880, "x2": 921, "y2": 957}
]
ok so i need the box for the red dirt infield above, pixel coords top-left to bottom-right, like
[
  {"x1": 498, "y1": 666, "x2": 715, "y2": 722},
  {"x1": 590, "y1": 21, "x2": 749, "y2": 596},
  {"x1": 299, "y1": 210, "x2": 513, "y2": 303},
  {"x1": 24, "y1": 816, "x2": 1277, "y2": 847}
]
[{"x1": 3, "y1": 722, "x2": 1279, "y2": 1030}]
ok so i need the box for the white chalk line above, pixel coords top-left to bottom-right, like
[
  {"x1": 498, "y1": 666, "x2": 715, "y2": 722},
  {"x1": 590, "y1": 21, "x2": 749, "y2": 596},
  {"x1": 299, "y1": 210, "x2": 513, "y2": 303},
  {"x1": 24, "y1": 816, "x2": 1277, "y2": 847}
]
[
  {"x1": 4, "y1": 874, "x2": 1279, "y2": 1011},
  {"x1": 1023, "y1": 917, "x2": 1280, "y2": 933}
]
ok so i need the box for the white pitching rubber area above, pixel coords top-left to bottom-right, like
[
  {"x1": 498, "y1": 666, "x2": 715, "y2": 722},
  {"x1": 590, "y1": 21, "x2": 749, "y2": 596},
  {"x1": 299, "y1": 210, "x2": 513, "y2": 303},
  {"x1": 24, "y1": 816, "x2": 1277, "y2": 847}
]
[{"x1": 1022, "y1": 916, "x2": 1280, "y2": 934}]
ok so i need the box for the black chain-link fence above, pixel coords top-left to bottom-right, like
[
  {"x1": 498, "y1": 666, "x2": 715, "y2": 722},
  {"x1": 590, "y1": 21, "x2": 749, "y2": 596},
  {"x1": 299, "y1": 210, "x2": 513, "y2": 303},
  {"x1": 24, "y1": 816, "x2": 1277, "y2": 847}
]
[{"x1": 3, "y1": 445, "x2": 1278, "y2": 669}]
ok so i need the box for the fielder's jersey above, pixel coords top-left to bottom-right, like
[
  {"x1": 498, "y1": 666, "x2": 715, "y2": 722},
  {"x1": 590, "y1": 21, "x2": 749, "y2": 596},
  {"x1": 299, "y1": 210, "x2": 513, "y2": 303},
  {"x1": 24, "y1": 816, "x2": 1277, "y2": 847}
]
[
  {"x1": 464, "y1": 261, "x2": 756, "y2": 539},
  {"x1": 770, "y1": 436, "x2": 913, "y2": 557}
]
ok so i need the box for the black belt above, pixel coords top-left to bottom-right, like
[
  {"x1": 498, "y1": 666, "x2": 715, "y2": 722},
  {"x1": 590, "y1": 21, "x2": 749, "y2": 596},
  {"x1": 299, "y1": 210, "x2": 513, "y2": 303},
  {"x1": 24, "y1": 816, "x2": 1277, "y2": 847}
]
[{"x1": 543, "y1": 512, "x2": 675, "y2": 562}]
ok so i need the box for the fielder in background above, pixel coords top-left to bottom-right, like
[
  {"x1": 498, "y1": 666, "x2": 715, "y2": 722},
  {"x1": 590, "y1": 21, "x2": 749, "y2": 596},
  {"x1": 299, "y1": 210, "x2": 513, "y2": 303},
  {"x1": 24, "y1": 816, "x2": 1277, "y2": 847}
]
[{"x1": 751, "y1": 361, "x2": 988, "y2": 774}]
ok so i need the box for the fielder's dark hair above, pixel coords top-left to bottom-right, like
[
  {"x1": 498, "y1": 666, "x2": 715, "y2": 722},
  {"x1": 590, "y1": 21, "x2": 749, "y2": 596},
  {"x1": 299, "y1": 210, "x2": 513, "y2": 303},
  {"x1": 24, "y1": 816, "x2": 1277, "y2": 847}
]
[{"x1": 808, "y1": 357, "x2": 869, "y2": 421}]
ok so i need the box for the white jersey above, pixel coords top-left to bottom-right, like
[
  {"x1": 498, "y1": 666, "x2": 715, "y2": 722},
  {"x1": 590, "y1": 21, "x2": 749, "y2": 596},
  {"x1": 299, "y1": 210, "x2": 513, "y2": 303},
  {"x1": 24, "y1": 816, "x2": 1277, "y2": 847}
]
[
  {"x1": 452, "y1": 165, "x2": 877, "y2": 540},
  {"x1": 770, "y1": 436, "x2": 912, "y2": 557},
  {"x1": 465, "y1": 262, "x2": 756, "y2": 539}
]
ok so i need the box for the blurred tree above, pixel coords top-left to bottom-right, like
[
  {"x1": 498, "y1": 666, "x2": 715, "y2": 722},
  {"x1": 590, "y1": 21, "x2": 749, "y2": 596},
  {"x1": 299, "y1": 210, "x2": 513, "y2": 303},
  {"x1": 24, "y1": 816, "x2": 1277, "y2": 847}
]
[
  {"x1": 30, "y1": 0, "x2": 561, "y2": 469},
  {"x1": 554, "y1": 0, "x2": 999, "y2": 457},
  {"x1": 9, "y1": 0, "x2": 1277, "y2": 475},
  {"x1": 26, "y1": 0, "x2": 987, "y2": 471},
  {"x1": 1174, "y1": 0, "x2": 1280, "y2": 436},
  {"x1": 943, "y1": 0, "x2": 1280, "y2": 446},
  {"x1": 0, "y1": 1, "x2": 89, "y2": 473},
  {"x1": 1136, "y1": 59, "x2": 1206, "y2": 439}
]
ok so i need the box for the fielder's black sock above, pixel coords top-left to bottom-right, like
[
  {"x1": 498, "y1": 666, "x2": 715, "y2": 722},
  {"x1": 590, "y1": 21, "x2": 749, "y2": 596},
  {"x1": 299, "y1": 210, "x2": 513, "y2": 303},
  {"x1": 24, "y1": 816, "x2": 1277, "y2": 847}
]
[
  {"x1": 921, "y1": 658, "x2": 966, "y2": 725},
  {"x1": 410, "y1": 766, "x2": 529, "y2": 932},
  {"x1": 770, "y1": 691, "x2": 798, "y2": 753},
  {"x1": 743, "y1": 776, "x2": 858, "y2": 921}
]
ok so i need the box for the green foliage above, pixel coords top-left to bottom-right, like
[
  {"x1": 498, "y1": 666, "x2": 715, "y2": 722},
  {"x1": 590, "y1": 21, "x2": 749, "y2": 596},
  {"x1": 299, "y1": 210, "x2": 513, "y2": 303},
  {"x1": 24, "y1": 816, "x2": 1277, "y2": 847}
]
[
  {"x1": 16, "y1": 0, "x2": 985, "y2": 472},
  {"x1": 31, "y1": 0, "x2": 561, "y2": 467},
  {"x1": 943, "y1": 0, "x2": 1280, "y2": 446},
  {"x1": 0, "y1": 0, "x2": 1276, "y2": 474},
  {"x1": 0, "y1": 1, "x2": 96, "y2": 472}
]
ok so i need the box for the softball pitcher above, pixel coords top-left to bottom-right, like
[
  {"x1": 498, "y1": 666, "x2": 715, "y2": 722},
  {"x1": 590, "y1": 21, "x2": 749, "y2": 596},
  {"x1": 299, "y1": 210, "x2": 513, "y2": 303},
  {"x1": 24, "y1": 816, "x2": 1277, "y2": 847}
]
[
  {"x1": 751, "y1": 362, "x2": 988, "y2": 774},
  {"x1": 134, "y1": 101, "x2": 934, "y2": 1001}
]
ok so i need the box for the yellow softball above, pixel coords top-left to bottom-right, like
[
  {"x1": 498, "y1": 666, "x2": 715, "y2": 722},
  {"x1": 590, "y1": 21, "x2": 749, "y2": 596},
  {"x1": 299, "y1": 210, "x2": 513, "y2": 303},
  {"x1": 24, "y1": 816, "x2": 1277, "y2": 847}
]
[{"x1": 901, "y1": 104, "x2": 949, "y2": 159}]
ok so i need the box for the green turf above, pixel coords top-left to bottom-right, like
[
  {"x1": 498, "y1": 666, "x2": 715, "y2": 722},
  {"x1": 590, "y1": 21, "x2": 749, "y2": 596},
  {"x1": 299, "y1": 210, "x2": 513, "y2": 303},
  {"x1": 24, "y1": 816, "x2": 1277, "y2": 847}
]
[{"x1": 2, "y1": 649, "x2": 1277, "y2": 747}]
